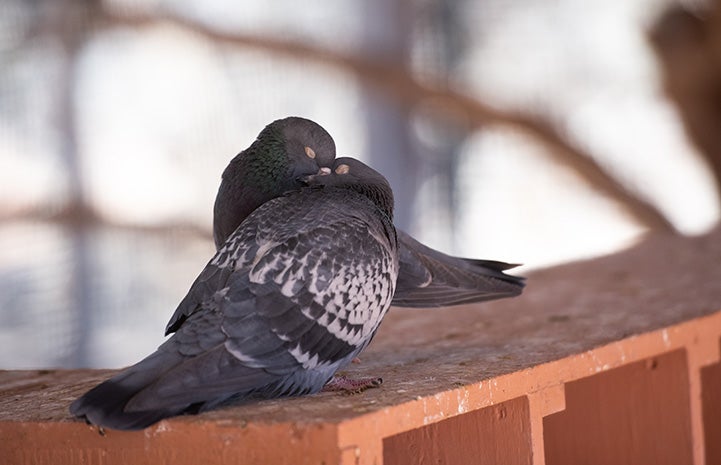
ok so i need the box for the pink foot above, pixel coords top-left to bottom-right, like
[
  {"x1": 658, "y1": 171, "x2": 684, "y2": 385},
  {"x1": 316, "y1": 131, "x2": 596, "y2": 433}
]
[{"x1": 322, "y1": 374, "x2": 383, "y2": 394}]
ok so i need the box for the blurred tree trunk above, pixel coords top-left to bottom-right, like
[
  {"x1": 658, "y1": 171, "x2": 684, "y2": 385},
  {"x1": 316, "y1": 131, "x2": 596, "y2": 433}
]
[
  {"x1": 360, "y1": 0, "x2": 416, "y2": 232},
  {"x1": 651, "y1": 2, "x2": 721, "y2": 206},
  {"x1": 417, "y1": 0, "x2": 468, "y2": 252},
  {"x1": 360, "y1": 0, "x2": 469, "y2": 252}
]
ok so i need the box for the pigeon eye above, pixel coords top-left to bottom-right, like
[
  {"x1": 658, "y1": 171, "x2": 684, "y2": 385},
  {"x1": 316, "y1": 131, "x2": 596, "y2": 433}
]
[
  {"x1": 335, "y1": 164, "x2": 350, "y2": 174},
  {"x1": 304, "y1": 147, "x2": 316, "y2": 159}
]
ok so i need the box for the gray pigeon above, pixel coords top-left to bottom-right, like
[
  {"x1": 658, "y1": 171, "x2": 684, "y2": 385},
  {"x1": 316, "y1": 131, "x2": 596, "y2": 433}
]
[
  {"x1": 70, "y1": 156, "x2": 398, "y2": 430},
  {"x1": 213, "y1": 118, "x2": 524, "y2": 309},
  {"x1": 213, "y1": 116, "x2": 336, "y2": 247}
]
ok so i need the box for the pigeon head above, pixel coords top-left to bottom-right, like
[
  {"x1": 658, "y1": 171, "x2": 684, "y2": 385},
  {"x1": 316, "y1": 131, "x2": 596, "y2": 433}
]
[
  {"x1": 302, "y1": 157, "x2": 394, "y2": 220},
  {"x1": 213, "y1": 117, "x2": 336, "y2": 248}
]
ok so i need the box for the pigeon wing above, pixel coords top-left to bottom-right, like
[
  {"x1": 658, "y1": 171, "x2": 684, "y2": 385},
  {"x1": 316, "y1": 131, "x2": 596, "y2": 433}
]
[{"x1": 391, "y1": 229, "x2": 525, "y2": 308}]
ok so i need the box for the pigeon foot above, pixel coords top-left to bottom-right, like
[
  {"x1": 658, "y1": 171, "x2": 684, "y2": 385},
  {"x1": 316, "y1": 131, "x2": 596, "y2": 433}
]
[{"x1": 322, "y1": 375, "x2": 383, "y2": 394}]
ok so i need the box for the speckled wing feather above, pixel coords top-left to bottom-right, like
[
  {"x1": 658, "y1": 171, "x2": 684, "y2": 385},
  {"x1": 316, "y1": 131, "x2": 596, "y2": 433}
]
[{"x1": 391, "y1": 230, "x2": 524, "y2": 308}]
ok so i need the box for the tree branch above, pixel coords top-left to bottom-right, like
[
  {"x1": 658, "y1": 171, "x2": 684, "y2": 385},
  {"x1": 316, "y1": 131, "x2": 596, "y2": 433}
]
[{"x1": 102, "y1": 10, "x2": 677, "y2": 233}]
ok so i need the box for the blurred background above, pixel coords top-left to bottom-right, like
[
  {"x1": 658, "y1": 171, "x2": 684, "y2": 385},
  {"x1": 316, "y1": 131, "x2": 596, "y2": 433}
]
[{"x1": 1, "y1": 0, "x2": 720, "y2": 369}]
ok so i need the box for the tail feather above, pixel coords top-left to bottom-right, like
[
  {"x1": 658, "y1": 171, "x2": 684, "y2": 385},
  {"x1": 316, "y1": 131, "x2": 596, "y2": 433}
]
[
  {"x1": 69, "y1": 344, "x2": 293, "y2": 430},
  {"x1": 70, "y1": 377, "x2": 180, "y2": 431},
  {"x1": 392, "y1": 230, "x2": 525, "y2": 308},
  {"x1": 70, "y1": 350, "x2": 187, "y2": 431}
]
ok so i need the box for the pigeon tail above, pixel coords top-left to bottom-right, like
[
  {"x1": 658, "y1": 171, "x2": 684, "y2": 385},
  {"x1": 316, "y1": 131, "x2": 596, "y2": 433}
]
[
  {"x1": 391, "y1": 230, "x2": 525, "y2": 308},
  {"x1": 69, "y1": 350, "x2": 187, "y2": 431}
]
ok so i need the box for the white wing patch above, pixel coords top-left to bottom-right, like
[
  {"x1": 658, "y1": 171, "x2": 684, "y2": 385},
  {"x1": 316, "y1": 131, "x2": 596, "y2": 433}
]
[
  {"x1": 288, "y1": 343, "x2": 325, "y2": 370},
  {"x1": 225, "y1": 343, "x2": 261, "y2": 366},
  {"x1": 252, "y1": 240, "x2": 279, "y2": 267}
]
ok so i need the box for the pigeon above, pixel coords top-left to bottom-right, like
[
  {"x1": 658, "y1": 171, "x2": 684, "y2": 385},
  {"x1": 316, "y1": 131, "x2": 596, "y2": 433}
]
[
  {"x1": 212, "y1": 118, "x2": 524, "y2": 309},
  {"x1": 213, "y1": 116, "x2": 336, "y2": 248},
  {"x1": 69, "y1": 156, "x2": 398, "y2": 430}
]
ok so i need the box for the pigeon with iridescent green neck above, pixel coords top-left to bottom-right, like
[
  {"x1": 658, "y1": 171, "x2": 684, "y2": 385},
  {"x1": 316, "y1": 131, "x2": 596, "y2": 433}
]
[{"x1": 213, "y1": 117, "x2": 336, "y2": 248}]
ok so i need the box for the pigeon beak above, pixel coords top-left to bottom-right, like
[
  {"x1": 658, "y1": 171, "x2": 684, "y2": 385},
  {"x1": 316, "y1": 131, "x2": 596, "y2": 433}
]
[{"x1": 298, "y1": 167, "x2": 331, "y2": 184}]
